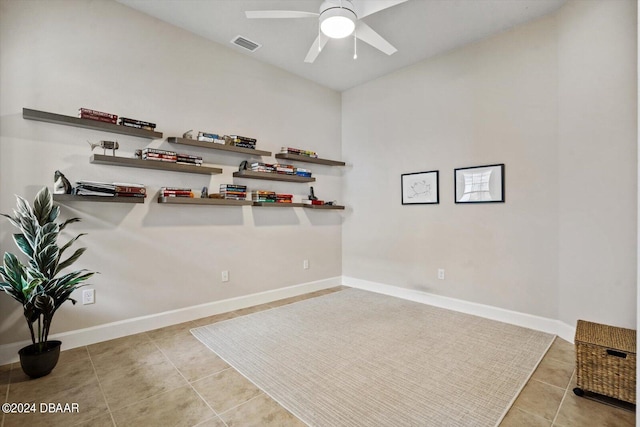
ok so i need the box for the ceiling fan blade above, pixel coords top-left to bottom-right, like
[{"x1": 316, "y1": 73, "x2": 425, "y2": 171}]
[
  {"x1": 245, "y1": 10, "x2": 319, "y2": 19},
  {"x1": 355, "y1": 0, "x2": 408, "y2": 19},
  {"x1": 304, "y1": 33, "x2": 329, "y2": 63},
  {"x1": 355, "y1": 21, "x2": 397, "y2": 55}
]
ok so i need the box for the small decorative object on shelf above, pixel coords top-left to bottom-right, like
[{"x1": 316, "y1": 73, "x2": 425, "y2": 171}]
[
  {"x1": 88, "y1": 140, "x2": 119, "y2": 156},
  {"x1": 54, "y1": 170, "x2": 72, "y2": 194},
  {"x1": 308, "y1": 186, "x2": 318, "y2": 201},
  {"x1": 183, "y1": 129, "x2": 193, "y2": 139},
  {"x1": 201, "y1": 187, "x2": 209, "y2": 198}
]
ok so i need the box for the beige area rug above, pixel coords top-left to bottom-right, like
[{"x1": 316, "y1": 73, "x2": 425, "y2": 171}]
[{"x1": 192, "y1": 288, "x2": 554, "y2": 427}]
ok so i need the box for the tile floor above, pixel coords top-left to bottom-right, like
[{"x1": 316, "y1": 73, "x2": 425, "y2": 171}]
[{"x1": 0, "y1": 287, "x2": 635, "y2": 426}]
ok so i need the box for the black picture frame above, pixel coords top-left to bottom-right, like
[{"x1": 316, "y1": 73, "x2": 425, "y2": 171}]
[
  {"x1": 401, "y1": 170, "x2": 439, "y2": 205},
  {"x1": 454, "y1": 164, "x2": 505, "y2": 203}
]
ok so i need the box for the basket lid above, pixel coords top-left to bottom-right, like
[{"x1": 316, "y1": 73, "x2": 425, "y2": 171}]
[{"x1": 575, "y1": 320, "x2": 636, "y2": 354}]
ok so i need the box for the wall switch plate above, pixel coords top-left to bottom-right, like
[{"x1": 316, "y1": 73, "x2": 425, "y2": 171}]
[
  {"x1": 303, "y1": 260, "x2": 309, "y2": 270},
  {"x1": 438, "y1": 269, "x2": 445, "y2": 280},
  {"x1": 221, "y1": 270, "x2": 229, "y2": 282},
  {"x1": 82, "y1": 289, "x2": 95, "y2": 305}
]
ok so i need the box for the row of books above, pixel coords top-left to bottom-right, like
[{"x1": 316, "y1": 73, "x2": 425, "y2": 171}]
[
  {"x1": 139, "y1": 148, "x2": 203, "y2": 166},
  {"x1": 281, "y1": 147, "x2": 318, "y2": 158},
  {"x1": 196, "y1": 132, "x2": 257, "y2": 150},
  {"x1": 73, "y1": 181, "x2": 146, "y2": 198},
  {"x1": 161, "y1": 187, "x2": 194, "y2": 198},
  {"x1": 250, "y1": 162, "x2": 311, "y2": 177},
  {"x1": 251, "y1": 190, "x2": 293, "y2": 203},
  {"x1": 78, "y1": 108, "x2": 156, "y2": 130}
]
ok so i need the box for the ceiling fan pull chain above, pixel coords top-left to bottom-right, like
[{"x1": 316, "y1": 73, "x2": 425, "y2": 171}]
[{"x1": 353, "y1": 30, "x2": 357, "y2": 59}]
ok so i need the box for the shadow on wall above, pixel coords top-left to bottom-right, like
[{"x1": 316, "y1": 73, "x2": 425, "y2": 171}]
[{"x1": 142, "y1": 199, "x2": 246, "y2": 227}]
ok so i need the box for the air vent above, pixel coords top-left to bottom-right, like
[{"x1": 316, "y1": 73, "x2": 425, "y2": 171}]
[{"x1": 231, "y1": 35, "x2": 262, "y2": 52}]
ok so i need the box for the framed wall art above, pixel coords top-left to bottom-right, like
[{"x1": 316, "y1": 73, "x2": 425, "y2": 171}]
[
  {"x1": 454, "y1": 164, "x2": 505, "y2": 203},
  {"x1": 401, "y1": 170, "x2": 439, "y2": 205}
]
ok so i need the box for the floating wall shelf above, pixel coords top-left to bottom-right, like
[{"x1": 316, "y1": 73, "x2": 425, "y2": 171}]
[
  {"x1": 90, "y1": 154, "x2": 222, "y2": 175},
  {"x1": 252, "y1": 202, "x2": 306, "y2": 208},
  {"x1": 233, "y1": 170, "x2": 315, "y2": 183},
  {"x1": 157, "y1": 197, "x2": 252, "y2": 206},
  {"x1": 53, "y1": 194, "x2": 145, "y2": 204},
  {"x1": 167, "y1": 137, "x2": 271, "y2": 157},
  {"x1": 302, "y1": 204, "x2": 345, "y2": 210},
  {"x1": 274, "y1": 153, "x2": 345, "y2": 166},
  {"x1": 23, "y1": 108, "x2": 163, "y2": 139}
]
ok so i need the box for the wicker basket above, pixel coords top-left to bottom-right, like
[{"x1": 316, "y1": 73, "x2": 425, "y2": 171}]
[{"x1": 574, "y1": 319, "x2": 636, "y2": 404}]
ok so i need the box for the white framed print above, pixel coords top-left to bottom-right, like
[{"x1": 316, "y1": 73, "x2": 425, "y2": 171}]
[{"x1": 401, "y1": 170, "x2": 439, "y2": 205}]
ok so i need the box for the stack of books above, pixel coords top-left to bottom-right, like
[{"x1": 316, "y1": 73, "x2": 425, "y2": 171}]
[
  {"x1": 303, "y1": 199, "x2": 325, "y2": 206},
  {"x1": 176, "y1": 153, "x2": 203, "y2": 166},
  {"x1": 161, "y1": 187, "x2": 193, "y2": 198},
  {"x1": 142, "y1": 148, "x2": 177, "y2": 162},
  {"x1": 74, "y1": 180, "x2": 116, "y2": 197},
  {"x1": 197, "y1": 132, "x2": 225, "y2": 144},
  {"x1": 281, "y1": 147, "x2": 318, "y2": 158},
  {"x1": 251, "y1": 190, "x2": 277, "y2": 203},
  {"x1": 220, "y1": 184, "x2": 247, "y2": 200},
  {"x1": 114, "y1": 182, "x2": 146, "y2": 199},
  {"x1": 229, "y1": 135, "x2": 256, "y2": 149},
  {"x1": 296, "y1": 167, "x2": 312, "y2": 178},
  {"x1": 275, "y1": 164, "x2": 295, "y2": 175},
  {"x1": 78, "y1": 108, "x2": 117, "y2": 124},
  {"x1": 276, "y1": 193, "x2": 293, "y2": 203},
  {"x1": 250, "y1": 162, "x2": 277, "y2": 173},
  {"x1": 119, "y1": 117, "x2": 156, "y2": 131}
]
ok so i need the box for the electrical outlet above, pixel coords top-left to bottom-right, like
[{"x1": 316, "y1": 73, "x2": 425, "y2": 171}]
[
  {"x1": 221, "y1": 270, "x2": 229, "y2": 282},
  {"x1": 438, "y1": 269, "x2": 445, "y2": 280},
  {"x1": 303, "y1": 260, "x2": 309, "y2": 270},
  {"x1": 82, "y1": 289, "x2": 95, "y2": 305}
]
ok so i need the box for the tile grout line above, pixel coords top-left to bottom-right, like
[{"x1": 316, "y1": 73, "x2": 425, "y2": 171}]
[
  {"x1": 150, "y1": 335, "x2": 228, "y2": 426},
  {"x1": 85, "y1": 345, "x2": 118, "y2": 427},
  {"x1": 550, "y1": 369, "x2": 574, "y2": 427}
]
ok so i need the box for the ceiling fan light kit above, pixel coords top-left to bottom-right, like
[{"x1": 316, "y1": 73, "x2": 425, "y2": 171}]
[{"x1": 319, "y1": 3, "x2": 356, "y2": 39}]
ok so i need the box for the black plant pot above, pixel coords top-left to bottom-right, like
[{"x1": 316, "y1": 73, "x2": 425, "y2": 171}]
[{"x1": 18, "y1": 340, "x2": 62, "y2": 378}]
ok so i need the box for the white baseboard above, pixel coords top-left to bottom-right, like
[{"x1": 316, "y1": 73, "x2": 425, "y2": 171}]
[
  {"x1": 0, "y1": 277, "x2": 342, "y2": 366},
  {"x1": 342, "y1": 276, "x2": 575, "y2": 343}
]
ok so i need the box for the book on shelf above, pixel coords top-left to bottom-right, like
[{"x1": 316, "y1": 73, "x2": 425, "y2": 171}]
[
  {"x1": 79, "y1": 113, "x2": 117, "y2": 124},
  {"x1": 119, "y1": 117, "x2": 156, "y2": 128},
  {"x1": 220, "y1": 184, "x2": 247, "y2": 189},
  {"x1": 115, "y1": 192, "x2": 146, "y2": 198},
  {"x1": 161, "y1": 186, "x2": 194, "y2": 197},
  {"x1": 233, "y1": 142, "x2": 256, "y2": 149},
  {"x1": 280, "y1": 147, "x2": 318, "y2": 158},
  {"x1": 143, "y1": 148, "x2": 176, "y2": 156},
  {"x1": 229, "y1": 135, "x2": 257, "y2": 143},
  {"x1": 113, "y1": 183, "x2": 146, "y2": 195},
  {"x1": 120, "y1": 122, "x2": 155, "y2": 131},
  {"x1": 198, "y1": 132, "x2": 221, "y2": 139},
  {"x1": 143, "y1": 156, "x2": 177, "y2": 163},
  {"x1": 79, "y1": 108, "x2": 117, "y2": 120},
  {"x1": 302, "y1": 199, "x2": 325, "y2": 205}
]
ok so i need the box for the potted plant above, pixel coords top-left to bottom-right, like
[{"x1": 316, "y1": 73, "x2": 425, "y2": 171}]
[{"x1": 0, "y1": 187, "x2": 95, "y2": 378}]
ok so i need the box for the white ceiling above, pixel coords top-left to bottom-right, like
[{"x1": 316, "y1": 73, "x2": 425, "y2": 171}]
[{"x1": 116, "y1": 0, "x2": 567, "y2": 92}]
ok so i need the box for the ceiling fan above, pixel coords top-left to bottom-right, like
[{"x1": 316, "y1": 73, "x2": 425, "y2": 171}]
[{"x1": 245, "y1": 0, "x2": 408, "y2": 63}]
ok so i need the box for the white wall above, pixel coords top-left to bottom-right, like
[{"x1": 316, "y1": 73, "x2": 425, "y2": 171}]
[
  {"x1": 0, "y1": 0, "x2": 342, "y2": 345},
  {"x1": 342, "y1": 0, "x2": 637, "y2": 328}
]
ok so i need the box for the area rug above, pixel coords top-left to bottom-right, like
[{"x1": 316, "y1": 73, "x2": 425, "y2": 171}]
[{"x1": 191, "y1": 288, "x2": 554, "y2": 427}]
